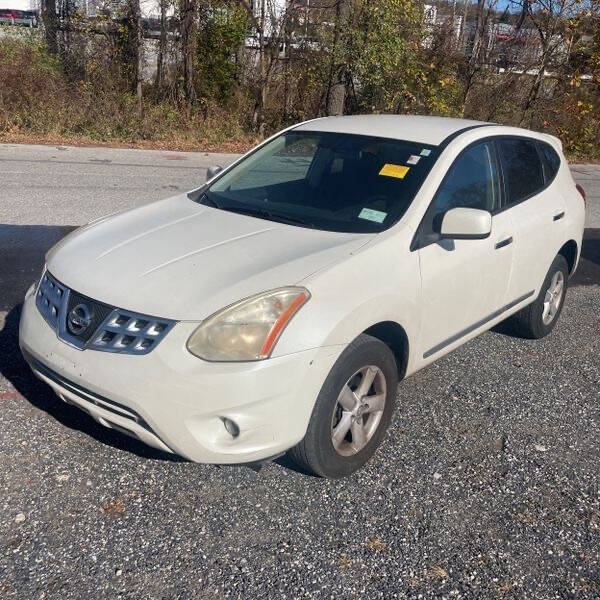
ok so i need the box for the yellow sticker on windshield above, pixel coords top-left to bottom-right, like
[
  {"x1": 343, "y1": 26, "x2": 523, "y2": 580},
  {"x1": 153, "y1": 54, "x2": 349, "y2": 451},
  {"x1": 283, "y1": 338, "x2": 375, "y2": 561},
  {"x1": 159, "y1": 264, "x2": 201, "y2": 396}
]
[{"x1": 379, "y1": 164, "x2": 409, "y2": 179}]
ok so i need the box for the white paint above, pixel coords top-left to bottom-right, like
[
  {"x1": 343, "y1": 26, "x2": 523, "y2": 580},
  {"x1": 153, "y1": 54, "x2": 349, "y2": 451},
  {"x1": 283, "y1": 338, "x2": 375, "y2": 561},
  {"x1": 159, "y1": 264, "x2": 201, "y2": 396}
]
[{"x1": 19, "y1": 115, "x2": 585, "y2": 468}]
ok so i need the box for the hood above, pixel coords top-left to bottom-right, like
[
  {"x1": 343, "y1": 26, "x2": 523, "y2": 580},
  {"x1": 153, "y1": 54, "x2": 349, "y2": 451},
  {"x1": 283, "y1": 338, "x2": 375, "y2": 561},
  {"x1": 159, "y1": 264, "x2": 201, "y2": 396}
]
[{"x1": 47, "y1": 194, "x2": 370, "y2": 320}]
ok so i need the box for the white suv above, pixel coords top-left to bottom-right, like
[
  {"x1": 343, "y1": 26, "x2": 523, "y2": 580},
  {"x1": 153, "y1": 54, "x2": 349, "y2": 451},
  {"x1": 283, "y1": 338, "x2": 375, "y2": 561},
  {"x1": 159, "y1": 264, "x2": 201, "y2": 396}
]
[{"x1": 19, "y1": 115, "x2": 585, "y2": 478}]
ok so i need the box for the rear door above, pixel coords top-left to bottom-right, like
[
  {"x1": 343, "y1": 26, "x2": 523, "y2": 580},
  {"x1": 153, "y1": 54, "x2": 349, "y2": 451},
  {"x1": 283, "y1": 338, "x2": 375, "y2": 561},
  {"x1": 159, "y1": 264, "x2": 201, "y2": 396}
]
[
  {"x1": 496, "y1": 137, "x2": 566, "y2": 302},
  {"x1": 416, "y1": 140, "x2": 514, "y2": 360}
]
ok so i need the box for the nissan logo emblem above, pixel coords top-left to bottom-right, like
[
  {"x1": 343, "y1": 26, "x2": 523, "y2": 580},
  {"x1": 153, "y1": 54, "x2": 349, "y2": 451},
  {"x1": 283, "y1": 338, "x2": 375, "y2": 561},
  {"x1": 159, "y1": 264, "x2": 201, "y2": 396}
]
[{"x1": 67, "y1": 303, "x2": 93, "y2": 335}]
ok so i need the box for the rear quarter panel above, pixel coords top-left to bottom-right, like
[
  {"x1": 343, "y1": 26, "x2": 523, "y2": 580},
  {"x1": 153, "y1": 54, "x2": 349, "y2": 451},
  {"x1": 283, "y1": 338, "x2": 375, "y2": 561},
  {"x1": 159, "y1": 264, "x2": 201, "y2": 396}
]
[{"x1": 556, "y1": 161, "x2": 586, "y2": 272}]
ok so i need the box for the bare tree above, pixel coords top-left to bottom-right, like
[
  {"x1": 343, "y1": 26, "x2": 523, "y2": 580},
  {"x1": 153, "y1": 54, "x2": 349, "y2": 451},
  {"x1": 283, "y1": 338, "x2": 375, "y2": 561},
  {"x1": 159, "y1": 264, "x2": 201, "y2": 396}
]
[
  {"x1": 234, "y1": 0, "x2": 264, "y2": 123},
  {"x1": 460, "y1": 0, "x2": 499, "y2": 113},
  {"x1": 180, "y1": 0, "x2": 197, "y2": 107},
  {"x1": 156, "y1": 0, "x2": 169, "y2": 91},
  {"x1": 255, "y1": 0, "x2": 267, "y2": 131},
  {"x1": 236, "y1": 0, "x2": 300, "y2": 132},
  {"x1": 469, "y1": 0, "x2": 486, "y2": 70},
  {"x1": 326, "y1": 0, "x2": 351, "y2": 116},
  {"x1": 130, "y1": 0, "x2": 144, "y2": 114},
  {"x1": 519, "y1": 0, "x2": 575, "y2": 125},
  {"x1": 41, "y1": 0, "x2": 59, "y2": 55}
]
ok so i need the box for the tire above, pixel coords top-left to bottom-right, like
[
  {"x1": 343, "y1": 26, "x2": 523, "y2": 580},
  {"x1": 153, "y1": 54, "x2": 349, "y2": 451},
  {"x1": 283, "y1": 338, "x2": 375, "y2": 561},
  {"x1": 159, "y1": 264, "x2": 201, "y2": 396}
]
[
  {"x1": 289, "y1": 334, "x2": 398, "y2": 478},
  {"x1": 509, "y1": 254, "x2": 569, "y2": 339}
]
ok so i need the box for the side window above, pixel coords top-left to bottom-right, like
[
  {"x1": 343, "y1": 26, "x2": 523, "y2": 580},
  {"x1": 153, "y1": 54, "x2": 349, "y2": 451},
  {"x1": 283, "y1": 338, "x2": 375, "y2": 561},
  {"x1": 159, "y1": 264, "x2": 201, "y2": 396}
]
[
  {"x1": 498, "y1": 139, "x2": 545, "y2": 204},
  {"x1": 416, "y1": 142, "x2": 500, "y2": 247},
  {"x1": 538, "y1": 142, "x2": 561, "y2": 182},
  {"x1": 431, "y1": 142, "x2": 500, "y2": 214}
]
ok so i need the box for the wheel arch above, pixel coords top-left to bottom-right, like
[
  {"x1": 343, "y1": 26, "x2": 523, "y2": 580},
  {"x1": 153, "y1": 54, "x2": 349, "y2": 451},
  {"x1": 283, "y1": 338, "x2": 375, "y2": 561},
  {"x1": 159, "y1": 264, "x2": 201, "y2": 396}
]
[
  {"x1": 362, "y1": 321, "x2": 409, "y2": 379},
  {"x1": 558, "y1": 239, "x2": 578, "y2": 275}
]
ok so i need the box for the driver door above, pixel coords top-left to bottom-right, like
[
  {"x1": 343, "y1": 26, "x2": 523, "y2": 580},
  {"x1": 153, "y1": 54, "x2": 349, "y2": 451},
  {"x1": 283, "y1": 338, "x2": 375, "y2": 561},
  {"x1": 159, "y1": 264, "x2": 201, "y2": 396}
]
[{"x1": 415, "y1": 141, "x2": 514, "y2": 360}]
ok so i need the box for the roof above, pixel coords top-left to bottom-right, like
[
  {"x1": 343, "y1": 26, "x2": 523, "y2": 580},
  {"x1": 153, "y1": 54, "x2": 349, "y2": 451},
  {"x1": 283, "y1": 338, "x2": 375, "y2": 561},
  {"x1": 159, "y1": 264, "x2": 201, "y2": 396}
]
[{"x1": 294, "y1": 115, "x2": 490, "y2": 146}]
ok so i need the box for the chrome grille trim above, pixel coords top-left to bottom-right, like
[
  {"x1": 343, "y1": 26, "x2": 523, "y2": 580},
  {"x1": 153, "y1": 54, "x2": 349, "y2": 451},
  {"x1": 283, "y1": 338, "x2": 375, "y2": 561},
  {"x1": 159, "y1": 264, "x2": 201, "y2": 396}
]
[
  {"x1": 88, "y1": 308, "x2": 174, "y2": 354},
  {"x1": 36, "y1": 270, "x2": 69, "y2": 330},
  {"x1": 35, "y1": 270, "x2": 175, "y2": 355}
]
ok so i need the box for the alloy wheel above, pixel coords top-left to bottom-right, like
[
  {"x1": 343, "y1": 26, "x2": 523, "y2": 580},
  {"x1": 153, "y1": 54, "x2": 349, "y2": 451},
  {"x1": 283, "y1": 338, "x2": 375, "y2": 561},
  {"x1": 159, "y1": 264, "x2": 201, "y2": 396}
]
[
  {"x1": 330, "y1": 365, "x2": 387, "y2": 457},
  {"x1": 542, "y1": 270, "x2": 564, "y2": 325}
]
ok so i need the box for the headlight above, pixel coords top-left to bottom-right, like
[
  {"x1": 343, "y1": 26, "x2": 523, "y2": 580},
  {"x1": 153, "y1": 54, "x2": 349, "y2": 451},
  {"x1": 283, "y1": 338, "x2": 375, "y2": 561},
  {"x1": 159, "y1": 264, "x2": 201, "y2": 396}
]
[{"x1": 187, "y1": 287, "x2": 310, "y2": 361}]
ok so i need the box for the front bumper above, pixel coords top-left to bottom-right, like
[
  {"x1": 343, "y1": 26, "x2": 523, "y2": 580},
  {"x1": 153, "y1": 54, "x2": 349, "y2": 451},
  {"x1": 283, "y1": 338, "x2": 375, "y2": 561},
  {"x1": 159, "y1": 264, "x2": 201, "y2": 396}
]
[{"x1": 19, "y1": 291, "x2": 346, "y2": 463}]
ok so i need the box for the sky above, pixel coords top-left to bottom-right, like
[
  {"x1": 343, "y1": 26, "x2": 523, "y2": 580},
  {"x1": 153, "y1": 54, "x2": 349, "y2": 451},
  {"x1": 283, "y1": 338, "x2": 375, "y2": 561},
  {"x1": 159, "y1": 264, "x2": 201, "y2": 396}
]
[{"x1": 0, "y1": 0, "x2": 32, "y2": 9}]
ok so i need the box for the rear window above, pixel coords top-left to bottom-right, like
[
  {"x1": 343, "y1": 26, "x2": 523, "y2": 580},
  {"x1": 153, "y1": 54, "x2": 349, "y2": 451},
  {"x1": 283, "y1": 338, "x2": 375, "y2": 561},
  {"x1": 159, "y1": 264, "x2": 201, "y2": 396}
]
[
  {"x1": 538, "y1": 142, "x2": 561, "y2": 181},
  {"x1": 498, "y1": 138, "x2": 545, "y2": 204}
]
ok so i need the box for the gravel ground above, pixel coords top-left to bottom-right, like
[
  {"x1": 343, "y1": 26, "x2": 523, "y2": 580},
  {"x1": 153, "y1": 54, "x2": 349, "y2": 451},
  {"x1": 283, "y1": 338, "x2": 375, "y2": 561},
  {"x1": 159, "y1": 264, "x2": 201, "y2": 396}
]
[{"x1": 0, "y1": 145, "x2": 599, "y2": 599}]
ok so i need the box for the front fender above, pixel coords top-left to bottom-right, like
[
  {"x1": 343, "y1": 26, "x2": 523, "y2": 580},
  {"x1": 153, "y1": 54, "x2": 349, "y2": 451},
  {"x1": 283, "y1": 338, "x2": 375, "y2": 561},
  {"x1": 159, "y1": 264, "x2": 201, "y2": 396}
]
[{"x1": 272, "y1": 236, "x2": 422, "y2": 375}]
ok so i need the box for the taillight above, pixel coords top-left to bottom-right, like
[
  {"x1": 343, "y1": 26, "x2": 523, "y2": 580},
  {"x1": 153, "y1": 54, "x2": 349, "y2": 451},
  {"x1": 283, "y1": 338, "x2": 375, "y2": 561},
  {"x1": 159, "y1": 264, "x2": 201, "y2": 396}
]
[{"x1": 576, "y1": 184, "x2": 586, "y2": 206}]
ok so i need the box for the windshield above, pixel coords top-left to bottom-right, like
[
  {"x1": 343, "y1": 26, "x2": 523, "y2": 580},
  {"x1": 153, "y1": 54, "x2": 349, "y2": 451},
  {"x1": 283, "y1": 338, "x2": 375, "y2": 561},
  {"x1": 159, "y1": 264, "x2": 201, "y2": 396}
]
[{"x1": 199, "y1": 130, "x2": 440, "y2": 234}]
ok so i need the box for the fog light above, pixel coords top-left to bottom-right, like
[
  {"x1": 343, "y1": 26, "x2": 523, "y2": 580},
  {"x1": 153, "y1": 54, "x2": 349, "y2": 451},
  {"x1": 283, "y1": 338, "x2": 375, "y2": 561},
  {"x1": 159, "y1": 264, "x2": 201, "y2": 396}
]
[{"x1": 222, "y1": 417, "x2": 240, "y2": 438}]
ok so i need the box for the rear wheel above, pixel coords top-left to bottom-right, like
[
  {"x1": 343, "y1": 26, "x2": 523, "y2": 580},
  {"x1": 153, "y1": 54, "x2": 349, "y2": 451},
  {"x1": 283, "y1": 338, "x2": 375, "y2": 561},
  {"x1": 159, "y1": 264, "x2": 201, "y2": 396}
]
[
  {"x1": 289, "y1": 334, "x2": 398, "y2": 478},
  {"x1": 509, "y1": 254, "x2": 569, "y2": 339}
]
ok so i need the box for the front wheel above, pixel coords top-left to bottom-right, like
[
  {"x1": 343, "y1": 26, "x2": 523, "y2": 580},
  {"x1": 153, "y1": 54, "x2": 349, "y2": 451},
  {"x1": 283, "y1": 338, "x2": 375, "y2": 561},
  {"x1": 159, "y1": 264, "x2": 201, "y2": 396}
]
[
  {"x1": 289, "y1": 334, "x2": 398, "y2": 478},
  {"x1": 509, "y1": 254, "x2": 569, "y2": 339}
]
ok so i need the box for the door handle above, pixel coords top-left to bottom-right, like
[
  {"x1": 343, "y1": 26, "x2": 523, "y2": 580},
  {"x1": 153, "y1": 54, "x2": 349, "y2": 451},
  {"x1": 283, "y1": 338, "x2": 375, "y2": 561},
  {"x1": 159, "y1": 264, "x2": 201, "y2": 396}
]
[
  {"x1": 553, "y1": 211, "x2": 565, "y2": 221},
  {"x1": 495, "y1": 236, "x2": 513, "y2": 249}
]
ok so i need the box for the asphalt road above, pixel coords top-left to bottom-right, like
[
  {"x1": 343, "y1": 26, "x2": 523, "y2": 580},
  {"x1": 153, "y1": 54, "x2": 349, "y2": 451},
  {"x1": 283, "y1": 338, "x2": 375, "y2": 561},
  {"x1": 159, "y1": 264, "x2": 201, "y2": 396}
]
[{"x1": 0, "y1": 144, "x2": 599, "y2": 599}]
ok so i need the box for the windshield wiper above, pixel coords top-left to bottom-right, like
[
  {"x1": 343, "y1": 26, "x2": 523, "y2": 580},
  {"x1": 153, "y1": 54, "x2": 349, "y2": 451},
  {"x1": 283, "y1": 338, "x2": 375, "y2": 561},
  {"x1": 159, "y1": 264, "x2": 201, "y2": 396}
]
[
  {"x1": 198, "y1": 192, "x2": 221, "y2": 209},
  {"x1": 220, "y1": 205, "x2": 315, "y2": 229}
]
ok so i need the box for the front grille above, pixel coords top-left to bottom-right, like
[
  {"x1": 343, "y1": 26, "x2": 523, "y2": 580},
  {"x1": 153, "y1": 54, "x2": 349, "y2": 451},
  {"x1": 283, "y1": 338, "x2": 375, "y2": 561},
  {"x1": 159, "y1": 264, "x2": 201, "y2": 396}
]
[
  {"x1": 87, "y1": 308, "x2": 173, "y2": 354},
  {"x1": 35, "y1": 270, "x2": 175, "y2": 355},
  {"x1": 37, "y1": 272, "x2": 68, "y2": 330},
  {"x1": 66, "y1": 290, "x2": 114, "y2": 344}
]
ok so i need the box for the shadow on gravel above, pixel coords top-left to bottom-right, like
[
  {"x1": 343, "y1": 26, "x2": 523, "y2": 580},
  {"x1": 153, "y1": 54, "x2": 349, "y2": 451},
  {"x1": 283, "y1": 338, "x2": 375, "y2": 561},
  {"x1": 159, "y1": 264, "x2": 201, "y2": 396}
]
[
  {"x1": 571, "y1": 227, "x2": 600, "y2": 287},
  {"x1": 0, "y1": 305, "x2": 181, "y2": 462},
  {"x1": 0, "y1": 224, "x2": 181, "y2": 462},
  {"x1": 0, "y1": 224, "x2": 76, "y2": 311},
  {"x1": 493, "y1": 228, "x2": 599, "y2": 338}
]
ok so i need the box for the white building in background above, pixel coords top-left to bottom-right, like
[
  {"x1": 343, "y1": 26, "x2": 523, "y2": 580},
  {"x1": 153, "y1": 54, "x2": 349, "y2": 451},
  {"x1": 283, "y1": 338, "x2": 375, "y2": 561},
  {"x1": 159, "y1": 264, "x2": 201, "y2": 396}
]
[
  {"x1": 1, "y1": 0, "x2": 286, "y2": 24},
  {"x1": 0, "y1": 0, "x2": 37, "y2": 29},
  {"x1": 245, "y1": 0, "x2": 287, "y2": 45},
  {"x1": 423, "y1": 3, "x2": 463, "y2": 49}
]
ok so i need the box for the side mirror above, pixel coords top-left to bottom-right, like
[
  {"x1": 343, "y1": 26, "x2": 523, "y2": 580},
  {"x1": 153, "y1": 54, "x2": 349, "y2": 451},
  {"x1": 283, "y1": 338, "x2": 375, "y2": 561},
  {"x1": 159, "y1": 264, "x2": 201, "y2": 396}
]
[
  {"x1": 440, "y1": 207, "x2": 492, "y2": 240},
  {"x1": 206, "y1": 165, "x2": 223, "y2": 181}
]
